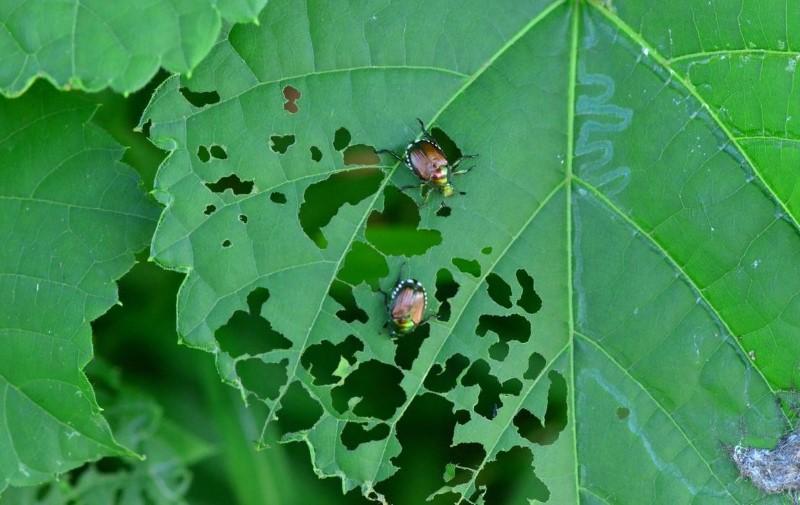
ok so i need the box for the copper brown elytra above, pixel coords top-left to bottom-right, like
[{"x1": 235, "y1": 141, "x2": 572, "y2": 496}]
[
  {"x1": 379, "y1": 119, "x2": 476, "y2": 201},
  {"x1": 386, "y1": 278, "x2": 429, "y2": 337}
]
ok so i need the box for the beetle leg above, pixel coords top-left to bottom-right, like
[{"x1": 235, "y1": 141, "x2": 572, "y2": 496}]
[
  {"x1": 399, "y1": 183, "x2": 425, "y2": 192},
  {"x1": 416, "y1": 118, "x2": 433, "y2": 138},
  {"x1": 452, "y1": 165, "x2": 474, "y2": 176},
  {"x1": 451, "y1": 157, "x2": 477, "y2": 171},
  {"x1": 376, "y1": 149, "x2": 403, "y2": 162}
]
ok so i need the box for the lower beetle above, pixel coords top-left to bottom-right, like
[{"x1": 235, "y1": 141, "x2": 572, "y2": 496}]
[
  {"x1": 379, "y1": 119, "x2": 476, "y2": 201},
  {"x1": 386, "y1": 278, "x2": 429, "y2": 336}
]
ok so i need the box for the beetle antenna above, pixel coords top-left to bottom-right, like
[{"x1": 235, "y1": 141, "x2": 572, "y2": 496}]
[
  {"x1": 416, "y1": 118, "x2": 432, "y2": 138},
  {"x1": 376, "y1": 149, "x2": 403, "y2": 162}
]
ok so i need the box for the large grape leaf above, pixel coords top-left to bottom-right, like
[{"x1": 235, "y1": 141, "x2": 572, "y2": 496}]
[
  {"x1": 0, "y1": 83, "x2": 159, "y2": 492},
  {"x1": 143, "y1": 0, "x2": 800, "y2": 502},
  {"x1": 0, "y1": 0, "x2": 268, "y2": 97}
]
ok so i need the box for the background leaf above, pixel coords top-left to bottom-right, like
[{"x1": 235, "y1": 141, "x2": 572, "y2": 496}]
[
  {"x1": 0, "y1": 82, "x2": 158, "y2": 491},
  {"x1": 0, "y1": 0, "x2": 268, "y2": 97},
  {"x1": 0, "y1": 362, "x2": 213, "y2": 505},
  {"x1": 142, "y1": 0, "x2": 800, "y2": 503}
]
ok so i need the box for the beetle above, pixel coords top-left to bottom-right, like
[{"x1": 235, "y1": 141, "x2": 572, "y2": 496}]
[
  {"x1": 386, "y1": 278, "x2": 429, "y2": 336},
  {"x1": 378, "y1": 119, "x2": 476, "y2": 201}
]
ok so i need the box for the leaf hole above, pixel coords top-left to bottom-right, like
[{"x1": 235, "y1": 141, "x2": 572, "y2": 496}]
[
  {"x1": 205, "y1": 174, "x2": 254, "y2": 195},
  {"x1": 275, "y1": 381, "x2": 323, "y2": 437},
  {"x1": 331, "y1": 360, "x2": 405, "y2": 419},
  {"x1": 343, "y1": 144, "x2": 380, "y2": 165},
  {"x1": 341, "y1": 422, "x2": 390, "y2": 450},
  {"x1": 481, "y1": 246, "x2": 493, "y2": 255},
  {"x1": 524, "y1": 352, "x2": 546, "y2": 380},
  {"x1": 333, "y1": 127, "x2": 351, "y2": 151},
  {"x1": 423, "y1": 353, "x2": 469, "y2": 393},
  {"x1": 430, "y1": 127, "x2": 466, "y2": 164},
  {"x1": 238, "y1": 214, "x2": 248, "y2": 223},
  {"x1": 436, "y1": 205, "x2": 451, "y2": 217},
  {"x1": 453, "y1": 443, "x2": 487, "y2": 471},
  {"x1": 394, "y1": 324, "x2": 431, "y2": 371},
  {"x1": 179, "y1": 87, "x2": 220, "y2": 107},
  {"x1": 486, "y1": 273, "x2": 513, "y2": 309},
  {"x1": 270, "y1": 191, "x2": 287, "y2": 204},
  {"x1": 373, "y1": 393, "x2": 458, "y2": 504},
  {"x1": 338, "y1": 242, "x2": 388, "y2": 289},
  {"x1": 209, "y1": 145, "x2": 228, "y2": 159},
  {"x1": 310, "y1": 146, "x2": 323, "y2": 162},
  {"x1": 461, "y1": 359, "x2": 521, "y2": 419},
  {"x1": 328, "y1": 280, "x2": 369, "y2": 323},
  {"x1": 473, "y1": 446, "x2": 549, "y2": 504},
  {"x1": 301, "y1": 335, "x2": 363, "y2": 386},
  {"x1": 365, "y1": 186, "x2": 441, "y2": 256},
  {"x1": 299, "y1": 168, "x2": 383, "y2": 248},
  {"x1": 512, "y1": 371, "x2": 567, "y2": 445},
  {"x1": 434, "y1": 268, "x2": 459, "y2": 322},
  {"x1": 452, "y1": 257, "x2": 481, "y2": 277},
  {"x1": 282, "y1": 85, "x2": 301, "y2": 113},
  {"x1": 221, "y1": 239, "x2": 232, "y2": 248},
  {"x1": 215, "y1": 288, "x2": 292, "y2": 357},
  {"x1": 197, "y1": 145, "x2": 210, "y2": 162},
  {"x1": 616, "y1": 406, "x2": 630, "y2": 420},
  {"x1": 237, "y1": 358, "x2": 288, "y2": 400},
  {"x1": 516, "y1": 269, "x2": 542, "y2": 314},
  {"x1": 269, "y1": 134, "x2": 296, "y2": 154},
  {"x1": 476, "y1": 314, "x2": 532, "y2": 360},
  {"x1": 204, "y1": 204, "x2": 217, "y2": 215}
]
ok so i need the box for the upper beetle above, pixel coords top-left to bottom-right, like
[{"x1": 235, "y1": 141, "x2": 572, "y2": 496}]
[
  {"x1": 379, "y1": 119, "x2": 476, "y2": 201},
  {"x1": 386, "y1": 278, "x2": 429, "y2": 336}
]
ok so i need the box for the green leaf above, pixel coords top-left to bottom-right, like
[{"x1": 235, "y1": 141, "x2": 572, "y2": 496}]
[
  {"x1": 0, "y1": 368, "x2": 213, "y2": 505},
  {"x1": 143, "y1": 0, "x2": 800, "y2": 502},
  {"x1": 0, "y1": 0, "x2": 268, "y2": 97},
  {"x1": 0, "y1": 83, "x2": 159, "y2": 491}
]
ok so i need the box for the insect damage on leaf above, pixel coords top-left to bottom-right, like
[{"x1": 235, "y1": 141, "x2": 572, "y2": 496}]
[
  {"x1": 142, "y1": 3, "x2": 577, "y2": 498},
  {"x1": 299, "y1": 168, "x2": 384, "y2": 248},
  {"x1": 282, "y1": 85, "x2": 301, "y2": 113}
]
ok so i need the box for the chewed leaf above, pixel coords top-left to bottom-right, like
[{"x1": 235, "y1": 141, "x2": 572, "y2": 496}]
[
  {"x1": 0, "y1": 82, "x2": 159, "y2": 491},
  {"x1": 144, "y1": 0, "x2": 800, "y2": 502},
  {"x1": 0, "y1": 0, "x2": 268, "y2": 96}
]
